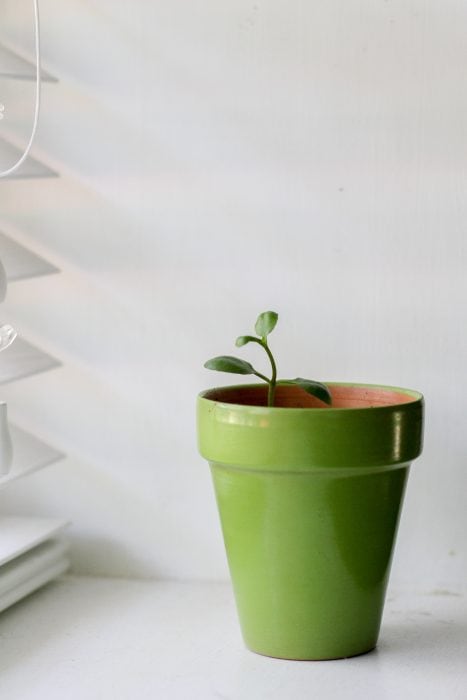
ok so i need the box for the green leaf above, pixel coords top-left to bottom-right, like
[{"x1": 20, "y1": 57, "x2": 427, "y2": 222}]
[
  {"x1": 279, "y1": 378, "x2": 332, "y2": 405},
  {"x1": 254, "y1": 311, "x2": 278, "y2": 339},
  {"x1": 235, "y1": 335, "x2": 260, "y2": 347},
  {"x1": 204, "y1": 355, "x2": 256, "y2": 375}
]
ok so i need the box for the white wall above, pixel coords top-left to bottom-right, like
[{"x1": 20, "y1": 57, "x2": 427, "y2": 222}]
[{"x1": 0, "y1": 0, "x2": 465, "y2": 587}]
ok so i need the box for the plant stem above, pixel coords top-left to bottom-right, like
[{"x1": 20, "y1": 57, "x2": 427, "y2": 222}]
[
  {"x1": 252, "y1": 369, "x2": 270, "y2": 384},
  {"x1": 262, "y1": 340, "x2": 277, "y2": 407}
]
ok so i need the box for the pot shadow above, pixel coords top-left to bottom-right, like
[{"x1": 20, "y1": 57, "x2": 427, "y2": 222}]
[{"x1": 377, "y1": 606, "x2": 467, "y2": 662}]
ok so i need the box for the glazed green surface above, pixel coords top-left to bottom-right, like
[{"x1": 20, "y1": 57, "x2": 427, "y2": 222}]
[
  {"x1": 197, "y1": 383, "x2": 424, "y2": 660},
  {"x1": 211, "y1": 462, "x2": 408, "y2": 659},
  {"x1": 198, "y1": 383, "x2": 423, "y2": 471}
]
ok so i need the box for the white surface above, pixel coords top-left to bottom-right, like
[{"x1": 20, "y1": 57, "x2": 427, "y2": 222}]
[
  {"x1": 0, "y1": 137, "x2": 57, "y2": 178},
  {"x1": 0, "y1": 515, "x2": 68, "y2": 566},
  {"x1": 0, "y1": 0, "x2": 465, "y2": 586},
  {"x1": 0, "y1": 335, "x2": 60, "y2": 384},
  {"x1": 0, "y1": 550, "x2": 69, "y2": 613},
  {"x1": 0, "y1": 577, "x2": 464, "y2": 700},
  {"x1": 0, "y1": 538, "x2": 69, "y2": 603},
  {"x1": 0, "y1": 423, "x2": 64, "y2": 489},
  {"x1": 0, "y1": 230, "x2": 59, "y2": 281},
  {"x1": 0, "y1": 42, "x2": 56, "y2": 81},
  {"x1": 0, "y1": 401, "x2": 12, "y2": 474},
  {"x1": 0, "y1": 516, "x2": 70, "y2": 614}
]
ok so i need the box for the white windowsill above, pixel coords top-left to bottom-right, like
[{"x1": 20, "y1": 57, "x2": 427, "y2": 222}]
[{"x1": 0, "y1": 576, "x2": 464, "y2": 699}]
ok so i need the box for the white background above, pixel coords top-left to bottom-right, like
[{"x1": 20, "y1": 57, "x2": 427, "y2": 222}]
[{"x1": 0, "y1": 0, "x2": 465, "y2": 588}]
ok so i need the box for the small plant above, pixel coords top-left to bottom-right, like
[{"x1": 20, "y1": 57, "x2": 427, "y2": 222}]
[{"x1": 204, "y1": 311, "x2": 332, "y2": 407}]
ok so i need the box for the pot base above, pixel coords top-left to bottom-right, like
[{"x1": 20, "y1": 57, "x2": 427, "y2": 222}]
[
  {"x1": 247, "y1": 644, "x2": 376, "y2": 663},
  {"x1": 246, "y1": 644, "x2": 377, "y2": 662}
]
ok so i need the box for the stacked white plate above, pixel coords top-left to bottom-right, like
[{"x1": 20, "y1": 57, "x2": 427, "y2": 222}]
[{"x1": 0, "y1": 516, "x2": 69, "y2": 613}]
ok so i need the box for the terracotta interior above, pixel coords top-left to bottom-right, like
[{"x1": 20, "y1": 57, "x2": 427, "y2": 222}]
[{"x1": 204, "y1": 384, "x2": 417, "y2": 409}]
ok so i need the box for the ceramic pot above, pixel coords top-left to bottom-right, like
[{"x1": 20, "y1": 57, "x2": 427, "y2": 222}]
[
  {"x1": 0, "y1": 402, "x2": 13, "y2": 476},
  {"x1": 197, "y1": 382, "x2": 424, "y2": 660}
]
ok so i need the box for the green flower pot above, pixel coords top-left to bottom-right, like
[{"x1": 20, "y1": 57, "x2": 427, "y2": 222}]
[{"x1": 197, "y1": 382, "x2": 424, "y2": 660}]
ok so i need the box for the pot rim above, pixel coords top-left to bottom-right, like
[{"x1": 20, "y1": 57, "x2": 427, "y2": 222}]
[{"x1": 198, "y1": 381, "x2": 423, "y2": 413}]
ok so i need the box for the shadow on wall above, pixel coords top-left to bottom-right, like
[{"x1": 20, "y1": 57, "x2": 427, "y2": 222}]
[{"x1": 69, "y1": 534, "x2": 165, "y2": 579}]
